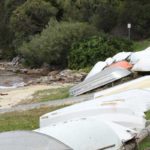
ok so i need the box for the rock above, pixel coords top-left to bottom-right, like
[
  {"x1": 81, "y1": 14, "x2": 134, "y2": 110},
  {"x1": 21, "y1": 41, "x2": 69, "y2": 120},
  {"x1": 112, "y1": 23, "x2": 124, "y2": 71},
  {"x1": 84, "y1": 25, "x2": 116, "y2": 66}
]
[
  {"x1": 58, "y1": 69, "x2": 87, "y2": 83},
  {"x1": 12, "y1": 56, "x2": 21, "y2": 66},
  {"x1": 27, "y1": 68, "x2": 49, "y2": 76},
  {"x1": 20, "y1": 69, "x2": 28, "y2": 74},
  {"x1": 42, "y1": 63, "x2": 50, "y2": 69},
  {"x1": 48, "y1": 70, "x2": 60, "y2": 76},
  {"x1": 59, "y1": 69, "x2": 73, "y2": 76}
]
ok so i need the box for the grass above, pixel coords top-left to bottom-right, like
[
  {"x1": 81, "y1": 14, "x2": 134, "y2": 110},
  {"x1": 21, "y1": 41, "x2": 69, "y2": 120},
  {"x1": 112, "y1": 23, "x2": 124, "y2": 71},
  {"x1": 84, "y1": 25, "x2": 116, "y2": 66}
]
[
  {"x1": 139, "y1": 111, "x2": 150, "y2": 150},
  {"x1": 133, "y1": 39, "x2": 150, "y2": 51},
  {"x1": 139, "y1": 136, "x2": 150, "y2": 150},
  {"x1": 32, "y1": 86, "x2": 71, "y2": 102},
  {"x1": 0, "y1": 105, "x2": 68, "y2": 132},
  {"x1": 20, "y1": 86, "x2": 71, "y2": 104},
  {"x1": 145, "y1": 111, "x2": 150, "y2": 120}
]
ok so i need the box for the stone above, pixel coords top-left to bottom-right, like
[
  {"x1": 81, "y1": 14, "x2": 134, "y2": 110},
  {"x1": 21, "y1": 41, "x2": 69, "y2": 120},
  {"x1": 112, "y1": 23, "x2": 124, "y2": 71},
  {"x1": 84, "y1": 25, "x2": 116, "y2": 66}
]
[
  {"x1": 12, "y1": 56, "x2": 21, "y2": 66},
  {"x1": 48, "y1": 70, "x2": 60, "y2": 76}
]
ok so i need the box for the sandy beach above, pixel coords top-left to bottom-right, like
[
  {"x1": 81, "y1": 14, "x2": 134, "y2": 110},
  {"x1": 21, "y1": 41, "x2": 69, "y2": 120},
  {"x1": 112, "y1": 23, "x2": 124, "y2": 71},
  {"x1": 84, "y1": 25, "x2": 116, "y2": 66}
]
[{"x1": 0, "y1": 83, "x2": 70, "y2": 109}]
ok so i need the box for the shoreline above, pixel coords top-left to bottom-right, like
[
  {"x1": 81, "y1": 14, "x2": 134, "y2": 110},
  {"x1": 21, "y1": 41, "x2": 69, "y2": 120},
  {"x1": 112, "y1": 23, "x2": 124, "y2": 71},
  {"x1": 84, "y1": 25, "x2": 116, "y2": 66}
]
[
  {"x1": 0, "y1": 61, "x2": 86, "y2": 110},
  {"x1": 0, "y1": 83, "x2": 72, "y2": 109}
]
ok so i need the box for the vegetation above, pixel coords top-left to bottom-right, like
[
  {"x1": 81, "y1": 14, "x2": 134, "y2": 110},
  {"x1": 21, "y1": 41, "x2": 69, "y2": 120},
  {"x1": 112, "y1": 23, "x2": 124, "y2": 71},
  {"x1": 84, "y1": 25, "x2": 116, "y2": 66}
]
[
  {"x1": 10, "y1": 0, "x2": 58, "y2": 49},
  {"x1": 69, "y1": 35, "x2": 133, "y2": 69},
  {"x1": 19, "y1": 20, "x2": 97, "y2": 67},
  {"x1": 133, "y1": 39, "x2": 150, "y2": 51},
  {"x1": 119, "y1": 0, "x2": 150, "y2": 39},
  {"x1": 59, "y1": 0, "x2": 119, "y2": 32},
  {"x1": 0, "y1": 0, "x2": 149, "y2": 66},
  {"x1": 31, "y1": 86, "x2": 71, "y2": 103},
  {"x1": 139, "y1": 136, "x2": 150, "y2": 150},
  {"x1": 139, "y1": 111, "x2": 150, "y2": 150},
  {"x1": 0, "y1": 105, "x2": 68, "y2": 132}
]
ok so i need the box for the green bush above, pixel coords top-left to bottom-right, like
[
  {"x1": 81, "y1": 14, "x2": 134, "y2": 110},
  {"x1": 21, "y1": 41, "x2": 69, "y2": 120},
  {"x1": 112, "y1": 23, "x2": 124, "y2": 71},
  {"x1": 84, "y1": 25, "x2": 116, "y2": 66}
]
[
  {"x1": 10, "y1": 0, "x2": 58, "y2": 48},
  {"x1": 18, "y1": 20, "x2": 97, "y2": 67},
  {"x1": 68, "y1": 35, "x2": 133, "y2": 69}
]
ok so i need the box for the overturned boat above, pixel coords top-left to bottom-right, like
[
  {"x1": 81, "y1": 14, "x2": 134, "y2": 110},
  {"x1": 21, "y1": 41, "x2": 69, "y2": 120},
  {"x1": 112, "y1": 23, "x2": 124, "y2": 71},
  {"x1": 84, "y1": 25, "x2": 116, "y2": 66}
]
[
  {"x1": 36, "y1": 117, "x2": 137, "y2": 150},
  {"x1": 70, "y1": 67, "x2": 131, "y2": 96},
  {"x1": 94, "y1": 76, "x2": 150, "y2": 98},
  {"x1": 40, "y1": 89, "x2": 149, "y2": 131},
  {"x1": 0, "y1": 131, "x2": 72, "y2": 150}
]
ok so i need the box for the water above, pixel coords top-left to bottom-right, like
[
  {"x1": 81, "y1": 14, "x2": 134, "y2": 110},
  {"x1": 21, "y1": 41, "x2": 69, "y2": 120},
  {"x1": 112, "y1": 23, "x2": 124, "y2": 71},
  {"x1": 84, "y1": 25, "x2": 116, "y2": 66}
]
[{"x1": 0, "y1": 70, "x2": 34, "y2": 89}]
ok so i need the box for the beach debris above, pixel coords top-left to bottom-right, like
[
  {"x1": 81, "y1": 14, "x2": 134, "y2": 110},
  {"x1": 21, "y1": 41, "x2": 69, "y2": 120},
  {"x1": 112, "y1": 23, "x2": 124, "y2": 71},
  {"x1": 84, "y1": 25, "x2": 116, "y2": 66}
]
[{"x1": 0, "y1": 93, "x2": 8, "y2": 96}]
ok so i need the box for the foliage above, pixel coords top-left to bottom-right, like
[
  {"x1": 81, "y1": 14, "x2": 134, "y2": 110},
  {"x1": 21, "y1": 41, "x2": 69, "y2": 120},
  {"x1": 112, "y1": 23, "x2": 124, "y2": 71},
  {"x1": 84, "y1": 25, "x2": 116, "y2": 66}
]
[
  {"x1": 139, "y1": 136, "x2": 150, "y2": 150},
  {"x1": 133, "y1": 39, "x2": 150, "y2": 51},
  {"x1": 0, "y1": 0, "x2": 26, "y2": 59},
  {"x1": 69, "y1": 34, "x2": 133, "y2": 69},
  {"x1": 30, "y1": 86, "x2": 71, "y2": 103},
  {"x1": 59, "y1": 0, "x2": 119, "y2": 32},
  {"x1": 10, "y1": 0, "x2": 58, "y2": 49},
  {"x1": 19, "y1": 20, "x2": 97, "y2": 67},
  {"x1": 0, "y1": 0, "x2": 150, "y2": 62},
  {"x1": 119, "y1": 0, "x2": 150, "y2": 39},
  {"x1": 139, "y1": 110, "x2": 150, "y2": 149}
]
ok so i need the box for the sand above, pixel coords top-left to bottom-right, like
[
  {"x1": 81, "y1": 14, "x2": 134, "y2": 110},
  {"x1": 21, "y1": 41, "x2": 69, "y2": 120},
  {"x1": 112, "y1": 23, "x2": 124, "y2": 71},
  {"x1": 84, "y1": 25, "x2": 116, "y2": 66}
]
[{"x1": 0, "y1": 83, "x2": 70, "y2": 109}]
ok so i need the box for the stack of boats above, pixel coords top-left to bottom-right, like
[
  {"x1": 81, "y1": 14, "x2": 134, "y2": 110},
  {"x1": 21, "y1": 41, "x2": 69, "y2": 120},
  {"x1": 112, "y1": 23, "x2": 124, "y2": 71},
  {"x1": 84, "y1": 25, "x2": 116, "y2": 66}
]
[
  {"x1": 1, "y1": 48, "x2": 150, "y2": 150},
  {"x1": 34, "y1": 48, "x2": 150, "y2": 149},
  {"x1": 70, "y1": 47, "x2": 150, "y2": 96},
  {"x1": 36, "y1": 76, "x2": 150, "y2": 149}
]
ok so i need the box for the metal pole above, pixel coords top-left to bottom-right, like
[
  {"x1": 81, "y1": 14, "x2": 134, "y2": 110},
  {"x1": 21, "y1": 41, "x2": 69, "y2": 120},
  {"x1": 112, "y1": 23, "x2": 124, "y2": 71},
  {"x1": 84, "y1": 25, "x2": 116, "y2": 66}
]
[
  {"x1": 127, "y1": 23, "x2": 131, "y2": 40},
  {"x1": 128, "y1": 28, "x2": 131, "y2": 40}
]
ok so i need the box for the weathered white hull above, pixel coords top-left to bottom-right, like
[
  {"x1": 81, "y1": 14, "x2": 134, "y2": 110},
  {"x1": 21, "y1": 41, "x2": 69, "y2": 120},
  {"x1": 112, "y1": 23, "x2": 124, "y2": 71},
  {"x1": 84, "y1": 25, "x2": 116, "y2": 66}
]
[
  {"x1": 36, "y1": 117, "x2": 136, "y2": 150},
  {"x1": 40, "y1": 89, "x2": 149, "y2": 131},
  {"x1": 70, "y1": 67, "x2": 131, "y2": 96},
  {"x1": 94, "y1": 76, "x2": 150, "y2": 98},
  {"x1": 0, "y1": 131, "x2": 72, "y2": 150}
]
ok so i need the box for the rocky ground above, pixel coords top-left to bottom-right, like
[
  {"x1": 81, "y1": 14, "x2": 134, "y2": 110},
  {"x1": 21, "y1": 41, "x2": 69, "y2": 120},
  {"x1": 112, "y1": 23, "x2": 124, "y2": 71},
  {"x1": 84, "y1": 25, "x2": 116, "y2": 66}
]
[
  {"x1": 0, "y1": 60, "x2": 87, "y2": 110},
  {"x1": 0, "y1": 61, "x2": 87, "y2": 85}
]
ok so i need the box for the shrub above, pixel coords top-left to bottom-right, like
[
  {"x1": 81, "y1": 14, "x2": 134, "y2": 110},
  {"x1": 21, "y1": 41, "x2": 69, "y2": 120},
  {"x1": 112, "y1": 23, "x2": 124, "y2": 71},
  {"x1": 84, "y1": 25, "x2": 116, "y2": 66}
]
[
  {"x1": 68, "y1": 35, "x2": 133, "y2": 69},
  {"x1": 18, "y1": 20, "x2": 97, "y2": 67}
]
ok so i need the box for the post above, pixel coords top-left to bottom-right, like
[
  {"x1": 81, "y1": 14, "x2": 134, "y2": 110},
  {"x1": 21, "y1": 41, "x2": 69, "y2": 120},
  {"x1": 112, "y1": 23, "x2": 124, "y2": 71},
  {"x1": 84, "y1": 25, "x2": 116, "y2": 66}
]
[{"x1": 127, "y1": 23, "x2": 131, "y2": 40}]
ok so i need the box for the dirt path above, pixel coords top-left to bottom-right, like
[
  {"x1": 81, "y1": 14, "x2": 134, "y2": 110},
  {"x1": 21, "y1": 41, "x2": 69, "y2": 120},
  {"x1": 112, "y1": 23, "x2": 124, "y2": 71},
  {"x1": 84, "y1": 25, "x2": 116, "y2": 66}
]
[{"x1": 0, "y1": 92, "x2": 93, "y2": 114}]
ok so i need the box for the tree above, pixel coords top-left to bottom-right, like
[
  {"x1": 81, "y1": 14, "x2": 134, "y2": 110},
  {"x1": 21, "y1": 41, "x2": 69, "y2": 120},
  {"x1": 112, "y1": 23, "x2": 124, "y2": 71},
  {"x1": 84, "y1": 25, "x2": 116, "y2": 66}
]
[
  {"x1": 0, "y1": 0, "x2": 26, "y2": 58},
  {"x1": 119, "y1": 0, "x2": 150, "y2": 39},
  {"x1": 59, "y1": 0, "x2": 118, "y2": 32},
  {"x1": 10, "y1": 0, "x2": 58, "y2": 49}
]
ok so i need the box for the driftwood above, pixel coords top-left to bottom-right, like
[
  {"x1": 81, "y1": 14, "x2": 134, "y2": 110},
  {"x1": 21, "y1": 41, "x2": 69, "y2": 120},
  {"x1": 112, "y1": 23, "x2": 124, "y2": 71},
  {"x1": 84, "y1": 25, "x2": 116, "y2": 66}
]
[
  {"x1": 0, "y1": 93, "x2": 8, "y2": 96},
  {"x1": 124, "y1": 124, "x2": 150, "y2": 150}
]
